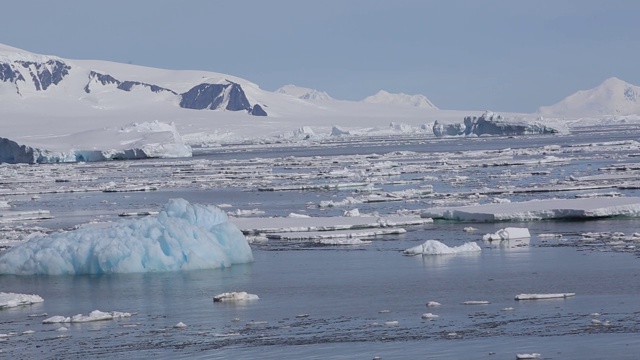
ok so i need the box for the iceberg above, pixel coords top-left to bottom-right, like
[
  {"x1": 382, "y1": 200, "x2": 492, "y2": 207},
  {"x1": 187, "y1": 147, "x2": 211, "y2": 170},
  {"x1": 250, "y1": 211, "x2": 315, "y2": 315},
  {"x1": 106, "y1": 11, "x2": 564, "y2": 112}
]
[
  {"x1": 403, "y1": 240, "x2": 481, "y2": 255},
  {"x1": 0, "y1": 199, "x2": 253, "y2": 275}
]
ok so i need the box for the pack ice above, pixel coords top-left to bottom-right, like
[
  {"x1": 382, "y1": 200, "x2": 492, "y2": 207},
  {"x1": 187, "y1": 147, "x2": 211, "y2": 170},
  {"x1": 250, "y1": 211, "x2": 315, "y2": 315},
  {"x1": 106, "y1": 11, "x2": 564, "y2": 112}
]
[{"x1": 0, "y1": 199, "x2": 253, "y2": 275}]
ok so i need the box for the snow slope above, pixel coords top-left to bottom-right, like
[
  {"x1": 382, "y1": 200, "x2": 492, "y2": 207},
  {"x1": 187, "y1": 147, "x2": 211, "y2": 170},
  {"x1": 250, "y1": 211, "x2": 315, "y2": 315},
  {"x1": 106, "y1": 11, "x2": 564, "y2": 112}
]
[
  {"x1": 275, "y1": 84, "x2": 333, "y2": 101},
  {"x1": 363, "y1": 90, "x2": 438, "y2": 109},
  {"x1": 539, "y1": 77, "x2": 640, "y2": 117}
]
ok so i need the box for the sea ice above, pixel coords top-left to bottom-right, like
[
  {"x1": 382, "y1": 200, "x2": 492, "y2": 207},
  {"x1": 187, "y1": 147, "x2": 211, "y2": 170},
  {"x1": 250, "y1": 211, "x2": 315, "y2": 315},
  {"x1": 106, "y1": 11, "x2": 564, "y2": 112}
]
[
  {"x1": 515, "y1": 293, "x2": 575, "y2": 301},
  {"x1": 403, "y1": 240, "x2": 481, "y2": 255},
  {"x1": 43, "y1": 310, "x2": 131, "y2": 324},
  {"x1": 0, "y1": 292, "x2": 44, "y2": 309},
  {"x1": 0, "y1": 199, "x2": 253, "y2": 275},
  {"x1": 422, "y1": 197, "x2": 640, "y2": 222},
  {"x1": 482, "y1": 227, "x2": 531, "y2": 241}
]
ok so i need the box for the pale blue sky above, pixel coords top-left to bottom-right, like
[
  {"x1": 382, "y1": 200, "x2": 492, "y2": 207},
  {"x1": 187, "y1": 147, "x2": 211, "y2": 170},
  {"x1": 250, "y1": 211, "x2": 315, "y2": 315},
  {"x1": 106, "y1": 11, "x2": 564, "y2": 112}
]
[{"x1": 2, "y1": 0, "x2": 638, "y2": 112}]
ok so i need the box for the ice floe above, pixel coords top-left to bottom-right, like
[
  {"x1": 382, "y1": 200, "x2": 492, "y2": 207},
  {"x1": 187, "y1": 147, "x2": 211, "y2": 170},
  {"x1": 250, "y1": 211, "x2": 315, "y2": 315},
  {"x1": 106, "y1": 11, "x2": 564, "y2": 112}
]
[
  {"x1": 515, "y1": 293, "x2": 575, "y2": 301},
  {"x1": 516, "y1": 353, "x2": 541, "y2": 359},
  {"x1": 43, "y1": 310, "x2": 132, "y2": 324},
  {"x1": 0, "y1": 292, "x2": 44, "y2": 309},
  {"x1": 0, "y1": 199, "x2": 253, "y2": 275},
  {"x1": 423, "y1": 197, "x2": 640, "y2": 222},
  {"x1": 213, "y1": 292, "x2": 259, "y2": 302},
  {"x1": 403, "y1": 240, "x2": 481, "y2": 255}
]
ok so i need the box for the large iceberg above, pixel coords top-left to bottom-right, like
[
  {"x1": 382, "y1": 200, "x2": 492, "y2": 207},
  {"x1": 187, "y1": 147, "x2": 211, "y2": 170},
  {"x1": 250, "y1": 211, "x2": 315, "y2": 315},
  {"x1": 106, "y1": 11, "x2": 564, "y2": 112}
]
[{"x1": 0, "y1": 199, "x2": 253, "y2": 275}]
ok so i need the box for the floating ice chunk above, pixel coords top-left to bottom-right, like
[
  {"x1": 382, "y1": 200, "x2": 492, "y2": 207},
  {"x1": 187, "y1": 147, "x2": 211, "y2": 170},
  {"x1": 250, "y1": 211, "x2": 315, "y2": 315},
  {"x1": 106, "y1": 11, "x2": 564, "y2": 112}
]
[
  {"x1": 384, "y1": 321, "x2": 399, "y2": 326},
  {"x1": 515, "y1": 293, "x2": 575, "y2": 301},
  {"x1": 426, "y1": 301, "x2": 441, "y2": 307},
  {"x1": 462, "y1": 300, "x2": 490, "y2": 305},
  {"x1": 516, "y1": 353, "x2": 541, "y2": 359},
  {"x1": 483, "y1": 227, "x2": 530, "y2": 241},
  {"x1": 56, "y1": 327, "x2": 68, "y2": 332},
  {"x1": 502, "y1": 307, "x2": 515, "y2": 311},
  {"x1": 43, "y1": 310, "x2": 131, "y2": 324},
  {"x1": 463, "y1": 227, "x2": 478, "y2": 232},
  {"x1": 421, "y1": 313, "x2": 439, "y2": 319},
  {"x1": 0, "y1": 199, "x2": 253, "y2": 275},
  {"x1": 174, "y1": 322, "x2": 187, "y2": 328},
  {"x1": 403, "y1": 240, "x2": 481, "y2": 255},
  {"x1": 213, "y1": 291, "x2": 259, "y2": 302},
  {"x1": 343, "y1": 208, "x2": 361, "y2": 217},
  {"x1": 22, "y1": 330, "x2": 35, "y2": 335},
  {"x1": 0, "y1": 292, "x2": 44, "y2": 309}
]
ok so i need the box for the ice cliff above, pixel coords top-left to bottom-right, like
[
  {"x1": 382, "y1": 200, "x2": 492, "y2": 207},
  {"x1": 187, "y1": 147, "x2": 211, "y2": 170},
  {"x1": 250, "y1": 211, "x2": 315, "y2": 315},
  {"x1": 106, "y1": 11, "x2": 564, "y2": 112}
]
[{"x1": 433, "y1": 111, "x2": 567, "y2": 137}]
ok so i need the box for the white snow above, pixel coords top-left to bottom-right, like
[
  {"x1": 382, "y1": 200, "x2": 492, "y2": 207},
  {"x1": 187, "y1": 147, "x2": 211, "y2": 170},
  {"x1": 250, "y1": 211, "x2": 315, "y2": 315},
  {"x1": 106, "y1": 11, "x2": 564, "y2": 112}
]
[
  {"x1": 423, "y1": 197, "x2": 640, "y2": 222},
  {"x1": 0, "y1": 292, "x2": 44, "y2": 309},
  {"x1": 482, "y1": 227, "x2": 531, "y2": 241},
  {"x1": 403, "y1": 240, "x2": 481, "y2": 255},
  {"x1": 0, "y1": 199, "x2": 253, "y2": 275},
  {"x1": 515, "y1": 293, "x2": 575, "y2": 301},
  {"x1": 276, "y1": 84, "x2": 334, "y2": 101},
  {"x1": 213, "y1": 291, "x2": 259, "y2": 302},
  {"x1": 363, "y1": 90, "x2": 438, "y2": 109}
]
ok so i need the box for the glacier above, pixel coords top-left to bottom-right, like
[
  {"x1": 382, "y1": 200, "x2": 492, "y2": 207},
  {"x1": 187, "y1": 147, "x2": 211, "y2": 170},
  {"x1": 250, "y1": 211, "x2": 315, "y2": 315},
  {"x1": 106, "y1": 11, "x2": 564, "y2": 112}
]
[{"x1": 0, "y1": 199, "x2": 253, "y2": 275}]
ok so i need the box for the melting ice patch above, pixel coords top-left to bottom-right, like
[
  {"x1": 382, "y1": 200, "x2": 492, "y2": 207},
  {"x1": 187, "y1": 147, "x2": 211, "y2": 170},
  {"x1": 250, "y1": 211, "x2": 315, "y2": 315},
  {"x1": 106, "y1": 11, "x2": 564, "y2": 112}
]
[
  {"x1": 403, "y1": 240, "x2": 481, "y2": 255},
  {"x1": 0, "y1": 199, "x2": 253, "y2": 275}
]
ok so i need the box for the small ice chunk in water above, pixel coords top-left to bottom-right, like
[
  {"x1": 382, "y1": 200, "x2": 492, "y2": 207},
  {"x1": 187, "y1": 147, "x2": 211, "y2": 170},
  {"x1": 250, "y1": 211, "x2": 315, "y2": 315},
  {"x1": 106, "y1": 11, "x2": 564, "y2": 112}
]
[
  {"x1": 516, "y1": 353, "x2": 541, "y2": 359},
  {"x1": 462, "y1": 300, "x2": 490, "y2": 305},
  {"x1": 174, "y1": 322, "x2": 187, "y2": 328},
  {"x1": 0, "y1": 292, "x2": 44, "y2": 309},
  {"x1": 213, "y1": 292, "x2": 259, "y2": 302},
  {"x1": 426, "y1": 301, "x2": 441, "y2": 307},
  {"x1": 404, "y1": 240, "x2": 481, "y2": 255},
  {"x1": 514, "y1": 293, "x2": 575, "y2": 300},
  {"x1": 421, "y1": 313, "x2": 439, "y2": 319},
  {"x1": 483, "y1": 227, "x2": 530, "y2": 241}
]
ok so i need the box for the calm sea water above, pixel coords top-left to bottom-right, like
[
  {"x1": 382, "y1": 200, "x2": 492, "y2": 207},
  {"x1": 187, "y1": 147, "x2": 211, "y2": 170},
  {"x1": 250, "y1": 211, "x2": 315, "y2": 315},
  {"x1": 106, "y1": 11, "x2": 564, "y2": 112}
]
[{"x1": 2, "y1": 131, "x2": 640, "y2": 359}]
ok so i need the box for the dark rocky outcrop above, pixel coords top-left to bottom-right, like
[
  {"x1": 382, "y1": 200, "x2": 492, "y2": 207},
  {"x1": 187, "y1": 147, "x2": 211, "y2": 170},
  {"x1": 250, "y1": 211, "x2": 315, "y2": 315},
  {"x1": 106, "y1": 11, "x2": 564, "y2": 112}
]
[
  {"x1": 84, "y1": 71, "x2": 176, "y2": 95},
  {"x1": 249, "y1": 104, "x2": 268, "y2": 116}
]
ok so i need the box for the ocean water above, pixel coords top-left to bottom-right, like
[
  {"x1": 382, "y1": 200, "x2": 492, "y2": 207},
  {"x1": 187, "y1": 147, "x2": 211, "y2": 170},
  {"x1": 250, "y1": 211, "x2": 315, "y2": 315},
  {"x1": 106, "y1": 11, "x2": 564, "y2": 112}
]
[{"x1": 2, "y1": 130, "x2": 640, "y2": 359}]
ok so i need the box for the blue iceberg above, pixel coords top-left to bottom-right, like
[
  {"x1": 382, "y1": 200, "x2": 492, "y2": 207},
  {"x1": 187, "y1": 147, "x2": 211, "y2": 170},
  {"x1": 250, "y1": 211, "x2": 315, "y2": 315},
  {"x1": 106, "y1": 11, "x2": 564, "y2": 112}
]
[{"x1": 0, "y1": 199, "x2": 253, "y2": 275}]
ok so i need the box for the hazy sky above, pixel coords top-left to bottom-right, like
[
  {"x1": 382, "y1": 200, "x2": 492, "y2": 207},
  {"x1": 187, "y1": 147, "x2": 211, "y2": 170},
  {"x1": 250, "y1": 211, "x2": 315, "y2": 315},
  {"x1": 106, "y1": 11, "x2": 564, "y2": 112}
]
[{"x1": 2, "y1": 0, "x2": 639, "y2": 112}]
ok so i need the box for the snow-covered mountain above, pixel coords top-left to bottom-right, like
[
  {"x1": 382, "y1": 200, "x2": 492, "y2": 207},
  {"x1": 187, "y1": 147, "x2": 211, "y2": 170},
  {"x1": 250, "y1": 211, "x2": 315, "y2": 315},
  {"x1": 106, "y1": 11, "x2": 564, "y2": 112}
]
[
  {"x1": 0, "y1": 43, "x2": 267, "y2": 116},
  {"x1": 0, "y1": 43, "x2": 566, "y2": 164},
  {"x1": 363, "y1": 90, "x2": 438, "y2": 109},
  {"x1": 539, "y1": 77, "x2": 640, "y2": 117},
  {"x1": 275, "y1": 84, "x2": 333, "y2": 101}
]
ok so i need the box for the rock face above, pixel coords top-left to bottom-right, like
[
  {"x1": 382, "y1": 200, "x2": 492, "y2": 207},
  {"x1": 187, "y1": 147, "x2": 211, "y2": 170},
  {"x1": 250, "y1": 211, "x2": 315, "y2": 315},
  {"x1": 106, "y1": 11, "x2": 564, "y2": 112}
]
[
  {"x1": 84, "y1": 71, "x2": 177, "y2": 95},
  {"x1": 433, "y1": 111, "x2": 565, "y2": 137},
  {"x1": 0, "y1": 59, "x2": 70, "y2": 93}
]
